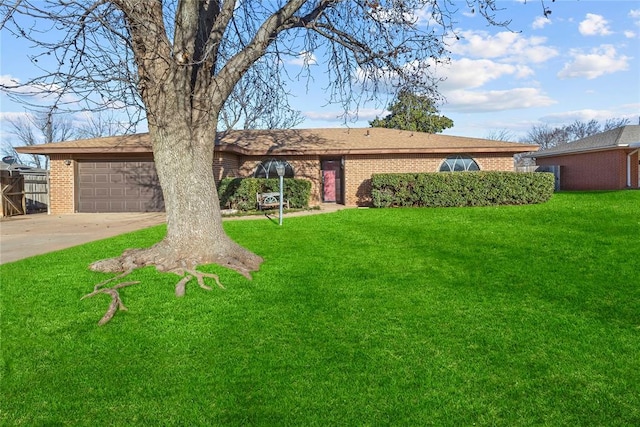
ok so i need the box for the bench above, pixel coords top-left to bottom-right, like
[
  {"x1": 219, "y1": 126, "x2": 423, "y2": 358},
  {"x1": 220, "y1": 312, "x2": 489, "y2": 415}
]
[{"x1": 256, "y1": 192, "x2": 289, "y2": 211}]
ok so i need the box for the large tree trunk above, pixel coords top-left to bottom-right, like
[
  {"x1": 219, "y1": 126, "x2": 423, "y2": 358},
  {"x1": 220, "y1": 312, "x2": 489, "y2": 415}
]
[
  {"x1": 84, "y1": 1, "x2": 271, "y2": 322},
  {"x1": 89, "y1": 119, "x2": 263, "y2": 279},
  {"x1": 86, "y1": 117, "x2": 263, "y2": 325}
]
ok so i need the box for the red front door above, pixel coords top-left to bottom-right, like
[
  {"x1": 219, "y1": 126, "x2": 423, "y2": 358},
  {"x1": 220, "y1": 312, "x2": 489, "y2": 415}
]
[
  {"x1": 323, "y1": 170, "x2": 336, "y2": 202},
  {"x1": 322, "y1": 160, "x2": 342, "y2": 203}
]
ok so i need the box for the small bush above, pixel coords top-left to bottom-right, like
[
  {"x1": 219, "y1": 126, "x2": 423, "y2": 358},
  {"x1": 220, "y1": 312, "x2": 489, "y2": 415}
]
[
  {"x1": 218, "y1": 177, "x2": 311, "y2": 211},
  {"x1": 371, "y1": 172, "x2": 555, "y2": 208}
]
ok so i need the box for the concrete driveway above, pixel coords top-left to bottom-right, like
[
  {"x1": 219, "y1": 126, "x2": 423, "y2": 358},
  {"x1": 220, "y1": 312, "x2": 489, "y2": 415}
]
[
  {"x1": 0, "y1": 212, "x2": 166, "y2": 264},
  {"x1": 0, "y1": 204, "x2": 345, "y2": 264}
]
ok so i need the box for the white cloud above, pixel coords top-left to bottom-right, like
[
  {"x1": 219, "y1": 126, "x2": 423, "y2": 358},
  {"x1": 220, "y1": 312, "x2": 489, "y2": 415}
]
[
  {"x1": 0, "y1": 111, "x2": 31, "y2": 123},
  {"x1": 370, "y1": 5, "x2": 419, "y2": 26},
  {"x1": 0, "y1": 74, "x2": 19, "y2": 86},
  {"x1": 436, "y1": 58, "x2": 533, "y2": 91},
  {"x1": 0, "y1": 74, "x2": 77, "y2": 105},
  {"x1": 0, "y1": 111, "x2": 32, "y2": 146},
  {"x1": 287, "y1": 51, "x2": 317, "y2": 67},
  {"x1": 351, "y1": 108, "x2": 387, "y2": 121},
  {"x1": 389, "y1": 33, "x2": 558, "y2": 116},
  {"x1": 0, "y1": 75, "x2": 47, "y2": 96},
  {"x1": 628, "y1": 9, "x2": 640, "y2": 36},
  {"x1": 449, "y1": 30, "x2": 559, "y2": 64},
  {"x1": 538, "y1": 107, "x2": 639, "y2": 126},
  {"x1": 557, "y1": 45, "x2": 630, "y2": 79},
  {"x1": 412, "y1": 6, "x2": 440, "y2": 27},
  {"x1": 303, "y1": 111, "x2": 344, "y2": 121},
  {"x1": 303, "y1": 107, "x2": 384, "y2": 123},
  {"x1": 0, "y1": 75, "x2": 40, "y2": 95},
  {"x1": 579, "y1": 13, "x2": 612, "y2": 36},
  {"x1": 444, "y1": 88, "x2": 556, "y2": 113},
  {"x1": 532, "y1": 16, "x2": 551, "y2": 30}
]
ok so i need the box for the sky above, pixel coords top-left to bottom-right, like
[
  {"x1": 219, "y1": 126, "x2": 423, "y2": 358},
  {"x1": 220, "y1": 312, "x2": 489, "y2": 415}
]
[
  {"x1": 288, "y1": 0, "x2": 640, "y2": 138},
  {"x1": 1, "y1": 0, "x2": 639, "y2": 146}
]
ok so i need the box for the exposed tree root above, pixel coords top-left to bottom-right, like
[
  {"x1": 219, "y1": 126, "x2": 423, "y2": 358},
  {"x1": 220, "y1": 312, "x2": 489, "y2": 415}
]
[
  {"x1": 84, "y1": 240, "x2": 262, "y2": 325},
  {"x1": 81, "y1": 270, "x2": 140, "y2": 326},
  {"x1": 174, "y1": 275, "x2": 191, "y2": 298},
  {"x1": 175, "y1": 269, "x2": 224, "y2": 297},
  {"x1": 89, "y1": 239, "x2": 263, "y2": 277}
]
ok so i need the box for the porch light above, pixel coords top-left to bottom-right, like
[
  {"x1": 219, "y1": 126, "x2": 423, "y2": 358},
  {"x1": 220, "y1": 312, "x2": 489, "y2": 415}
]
[{"x1": 275, "y1": 162, "x2": 286, "y2": 226}]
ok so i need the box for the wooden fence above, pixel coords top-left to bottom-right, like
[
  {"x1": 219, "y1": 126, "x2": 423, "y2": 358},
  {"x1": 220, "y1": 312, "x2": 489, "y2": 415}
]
[
  {"x1": 22, "y1": 171, "x2": 48, "y2": 213},
  {"x1": 1, "y1": 169, "x2": 49, "y2": 217}
]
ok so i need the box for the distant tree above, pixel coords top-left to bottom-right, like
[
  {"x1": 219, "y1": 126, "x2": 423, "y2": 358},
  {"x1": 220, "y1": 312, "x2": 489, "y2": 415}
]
[
  {"x1": 524, "y1": 124, "x2": 568, "y2": 150},
  {"x1": 484, "y1": 128, "x2": 534, "y2": 166},
  {"x1": 2, "y1": 108, "x2": 74, "y2": 169},
  {"x1": 369, "y1": 90, "x2": 454, "y2": 134},
  {"x1": 485, "y1": 128, "x2": 516, "y2": 142},
  {"x1": 525, "y1": 118, "x2": 631, "y2": 149},
  {"x1": 75, "y1": 111, "x2": 136, "y2": 139},
  {"x1": 602, "y1": 118, "x2": 632, "y2": 131},
  {"x1": 484, "y1": 128, "x2": 538, "y2": 168},
  {"x1": 564, "y1": 119, "x2": 601, "y2": 140}
]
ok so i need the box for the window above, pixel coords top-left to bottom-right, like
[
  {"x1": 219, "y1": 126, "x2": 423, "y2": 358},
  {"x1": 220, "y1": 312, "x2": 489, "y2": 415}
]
[
  {"x1": 439, "y1": 155, "x2": 480, "y2": 172},
  {"x1": 254, "y1": 158, "x2": 295, "y2": 178}
]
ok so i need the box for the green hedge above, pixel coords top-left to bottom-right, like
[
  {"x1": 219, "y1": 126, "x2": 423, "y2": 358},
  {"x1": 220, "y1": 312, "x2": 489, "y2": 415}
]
[
  {"x1": 371, "y1": 172, "x2": 555, "y2": 208},
  {"x1": 218, "y1": 178, "x2": 311, "y2": 211}
]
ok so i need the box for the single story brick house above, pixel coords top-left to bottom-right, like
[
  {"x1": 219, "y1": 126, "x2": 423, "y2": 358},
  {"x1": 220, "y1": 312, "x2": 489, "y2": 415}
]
[
  {"x1": 17, "y1": 127, "x2": 538, "y2": 214},
  {"x1": 531, "y1": 125, "x2": 640, "y2": 191}
]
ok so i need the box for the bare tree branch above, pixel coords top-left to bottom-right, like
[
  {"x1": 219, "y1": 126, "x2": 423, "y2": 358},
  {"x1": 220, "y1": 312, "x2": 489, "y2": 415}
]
[{"x1": 2, "y1": 107, "x2": 74, "y2": 168}]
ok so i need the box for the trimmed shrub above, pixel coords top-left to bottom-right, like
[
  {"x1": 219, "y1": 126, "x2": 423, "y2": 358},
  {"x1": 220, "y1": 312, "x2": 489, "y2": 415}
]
[
  {"x1": 218, "y1": 177, "x2": 311, "y2": 211},
  {"x1": 371, "y1": 172, "x2": 555, "y2": 208}
]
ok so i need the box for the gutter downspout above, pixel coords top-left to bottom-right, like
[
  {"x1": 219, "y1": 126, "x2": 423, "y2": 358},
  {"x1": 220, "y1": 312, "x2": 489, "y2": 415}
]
[{"x1": 627, "y1": 143, "x2": 640, "y2": 188}]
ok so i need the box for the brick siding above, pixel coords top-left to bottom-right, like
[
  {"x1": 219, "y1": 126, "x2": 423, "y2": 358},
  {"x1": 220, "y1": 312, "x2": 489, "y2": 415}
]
[
  {"x1": 213, "y1": 153, "x2": 240, "y2": 181},
  {"x1": 49, "y1": 155, "x2": 76, "y2": 214},
  {"x1": 537, "y1": 150, "x2": 638, "y2": 190}
]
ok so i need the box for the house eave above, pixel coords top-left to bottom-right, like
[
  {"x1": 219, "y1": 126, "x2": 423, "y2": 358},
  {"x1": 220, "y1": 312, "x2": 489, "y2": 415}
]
[
  {"x1": 530, "y1": 144, "x2": 638, "y2": 159},
  {"x1": 218, "y1": 145, "x2": 538, "y2": 157},
  {"x1": 15, "y1": 146, "x2": 153, "y2": 155},
  {"x1": 17, "y1": 144, "x2": 538, "y2": 157}
]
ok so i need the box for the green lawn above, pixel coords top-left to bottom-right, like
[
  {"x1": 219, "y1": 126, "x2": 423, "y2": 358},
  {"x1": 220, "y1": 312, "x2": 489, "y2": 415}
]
[{"x1": 1, "y1": 191, "x2": 639, "y2": 426}]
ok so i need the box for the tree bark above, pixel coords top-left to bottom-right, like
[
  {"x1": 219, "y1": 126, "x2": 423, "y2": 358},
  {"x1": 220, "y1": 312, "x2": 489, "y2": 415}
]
[{"x1": 155, "y1": 120, "x2": 262, "y2": 274}]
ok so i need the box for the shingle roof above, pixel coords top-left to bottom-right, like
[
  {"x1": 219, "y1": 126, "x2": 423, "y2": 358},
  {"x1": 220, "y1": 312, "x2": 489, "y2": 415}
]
[
  {"x1": 15, "y1": 132, "x2": 153, "y2": 154},
  {"x1": 532, "y1": 125, "x2": 640, "y2": 158},
  {"x1": 16, "y1": 127, "x2": 538, "y2": 156}
]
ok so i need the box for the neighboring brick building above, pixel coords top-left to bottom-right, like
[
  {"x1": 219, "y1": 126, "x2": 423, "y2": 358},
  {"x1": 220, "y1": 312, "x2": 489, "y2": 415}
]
[
  {"x1": 17, "y1": 128, "x2": 537, "y2": 213},
  {"x1": 532, "y1": 125, "x2": 640, "y2": 191}
]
